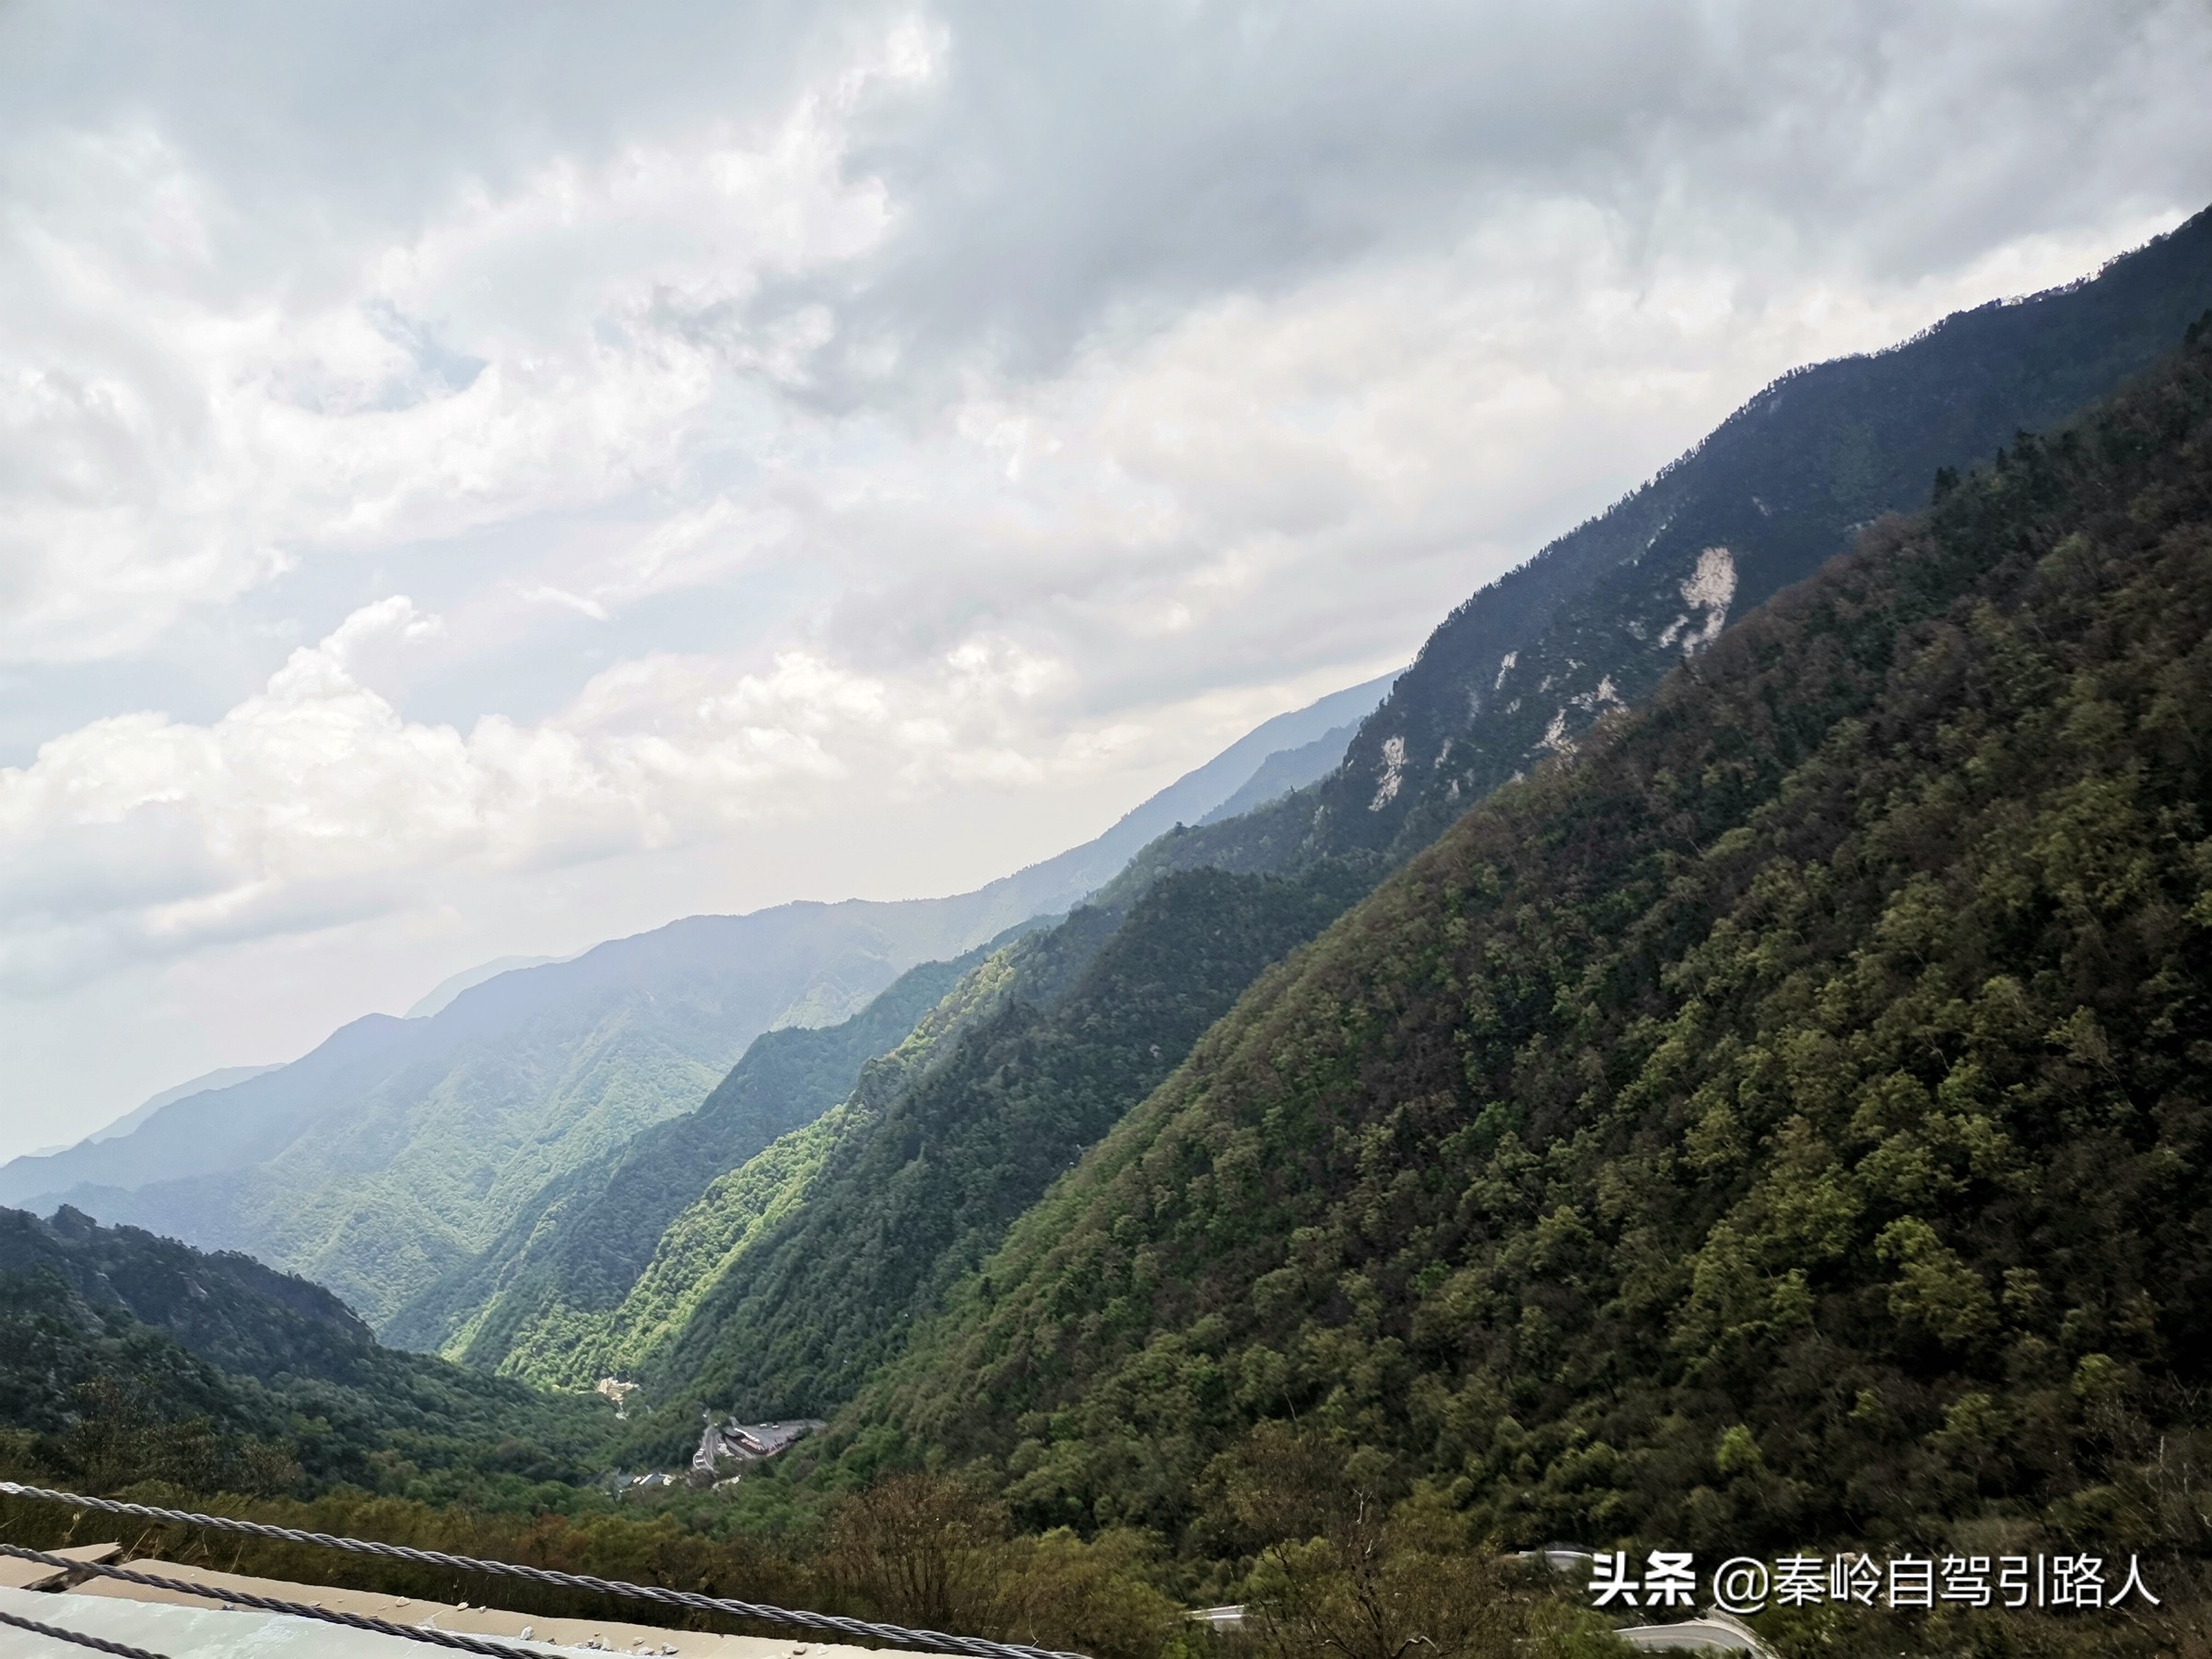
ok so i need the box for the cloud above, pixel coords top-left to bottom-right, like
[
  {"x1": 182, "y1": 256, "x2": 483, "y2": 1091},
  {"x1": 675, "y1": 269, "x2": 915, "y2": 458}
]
[
  {"x1": 8, "y1": 2, "x2": 2206, "y2": 674},
  {"x1": 0, "y1": 595, "x2": 1126, "y2": 991},
  {"x1": 768, "y1": 0, "x2": 2212, "y2": 391},
  {"x1": 0, "y1": 20, "x2": 921, "y2": 665}
]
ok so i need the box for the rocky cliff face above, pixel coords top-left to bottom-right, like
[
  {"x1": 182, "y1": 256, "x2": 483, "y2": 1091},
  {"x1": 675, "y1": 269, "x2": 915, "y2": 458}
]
[{"x1": 1123, "y1": 203, "x2": 2212, "y2": 890}]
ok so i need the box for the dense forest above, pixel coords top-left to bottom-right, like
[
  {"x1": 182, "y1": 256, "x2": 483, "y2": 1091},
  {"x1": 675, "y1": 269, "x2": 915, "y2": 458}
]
[
  {"x1": 253, "y1": 201, "x2": 2212, "y2": 1414},
  {"x1": 439, "y1": 214, "x2": 2212, "y2": 1461},
  {"x1": 456, "y1": 865, "x2": 1366, "y2": 1455},
  {"x1": 628, "y1": 865, "x2": 1371, "y2": 1446},
  {"x1": 0, "y1": 1206, "x2": 617, "y2": 1504},
  {"x1": 386, "y1": 937, "x2": 1018, "y2": 1359},
  {"x1": 18, "y1": 899, "x2": 1042, "y2": 1330},
  {"x1": 470, "y1": 921, "x2": 1070, "y2": 1394},
  {"x1": 831, "y1": 318, "x2": 2212, "y2": 1617}
]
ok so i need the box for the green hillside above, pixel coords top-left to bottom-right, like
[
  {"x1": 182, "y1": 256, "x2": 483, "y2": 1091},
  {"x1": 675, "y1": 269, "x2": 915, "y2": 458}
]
[
  {"x1": 625, "y1": 865, "x2": 1368, "y2": 1437},
  {"x1": 464, "y1": 929, "x2": 1053, "y2": 1391},
  {"x1": 34, "y1": 903, "x2": 998, "y2": 1326},
  {"x1": 384, "y1": 942, "x2": 1017, "y2": 1359},
  {"x1": 473, "y1": 865, "x2": 1359, "y2": 1453},
  {"x1": 489, "y1": 218, "x2": 2212, "y2": 1496},
  {"x1": 841, "y1": 323, "x2": 2212, "y2": 1574},
  {"x1": 0, "y1": 1268, "x2": 308, "y2": 1496},
  {"x1": 371, "y1": 683, "x2": 1394, "y2": 1367},
  {"x1": 15, "y1": 677, "x2": 1386, "y2": 1341},
  {"x1": 0, "y1": 1206, "x2": 613, "y2": 1502},
  {"x1": 0, "y1": 1203, "x2": 375, "y2": 1384}
]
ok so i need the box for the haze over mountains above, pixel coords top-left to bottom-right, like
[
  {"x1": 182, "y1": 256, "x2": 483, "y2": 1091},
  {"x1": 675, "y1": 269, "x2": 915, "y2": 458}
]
[
  {"x1": 16, "y1": 211, "x2": 2212, "y2": 1361},
  {"x1": 6, "y1": 8, "x2": 2212, "y2": 1655},
  {"x1": 0, "y1": 671, "x2": 1394, "y2": 1323}
]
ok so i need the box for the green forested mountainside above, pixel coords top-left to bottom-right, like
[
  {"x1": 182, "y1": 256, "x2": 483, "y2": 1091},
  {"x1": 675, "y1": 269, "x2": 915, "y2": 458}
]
[
  {"x1": 469, "y1": 926, "x2": 1070, "y2": 1391},
  {"x1": 474, "y1": 222, "x2": 2212, "y2": 1462},
  {"x1": 1117, "y1": 202, "x2": 2212, "y2": 900},
  {"x1": 843, "y1": 325, "x2": 2212, "y2": 1563},
  {"x1": 28, "y1": 904, "x2": 1010, "y2": 1327},
  {"x1": 3, "y1": 905, "x2": 968, "y2": 1217},
  {"x1": 378, "y1": 683, "x2": 1394, "y2": 1364},
  {"x1": 0, "y1": 1269, "x2": 302, "y2": 1492},
  {"x1": 616, "y1": 865, "x2": 1370, "y2": 1447},
  {"x1": 477, "y1": 865, "x2": 1362, "y2": 1441},
  {"x1": 0, "y1": 1204, "x2": 372, "y2": 1384},
  {"x1": 385, "y1": 941, "x2": 1018, "y2": 1359},
  {"x1": 0, "y1": 1206, "x2": 615, "y2": 1502}
]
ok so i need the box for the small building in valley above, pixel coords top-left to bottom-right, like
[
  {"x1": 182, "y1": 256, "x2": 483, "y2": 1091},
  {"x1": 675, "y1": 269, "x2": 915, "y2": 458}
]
[{"x1": 692, "y1": 1415, "x2": 826, "y2": 1478}]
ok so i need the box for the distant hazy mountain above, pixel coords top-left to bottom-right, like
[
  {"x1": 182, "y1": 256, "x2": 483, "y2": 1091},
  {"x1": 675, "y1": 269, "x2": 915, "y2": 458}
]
[
  {"x1": 380, "y1": 678, "x2": 1392, "y2": 1367},
  {"x1": 13, "y1": 1064, "x2": 287, "y2": 1159},
  {"x1": 582, "y1": 863, "x2": 1366, "y2": 1441},
  {"x1": 405, "y1": 955, "x2": 560, "y2": 1019},
  {"x1": 379, "y1": 935, "x2": 1019, "y2": 1358},
  {"x1": 4, "y1": 675, "x2": 1390, "y2": 1326},
  {"x1": 1195, "y1": 720, "x2": 1359, "y2": 826},
  {"x1": 1076, "y1": 671, "x2": 1395, "y2": 838}
]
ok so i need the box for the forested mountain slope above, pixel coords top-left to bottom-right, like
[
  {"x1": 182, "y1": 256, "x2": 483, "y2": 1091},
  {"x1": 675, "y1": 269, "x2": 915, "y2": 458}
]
[
  {"x1": 72, "y1": 1065, "x2": 284, "y2": 1153},
  {"x1": 381, "y1": 677, "x2": 1394, "y2": 1359},
  {"x1": 0, "y1": 1206, "x2": 611, "y2": 1498},
  {"x1": 1118, "y1": 202, "x2": 2212, "y2": 892},
  {"x1": 386, "y1": 937, "x2": 1022, "y2": 1357},
  {"x1": 19, "y1": 904, "x2": 988, "y2": 1326},
  {"x1": 617, "y1": 865, "x2": 1367, "y2": 1442},
  {"x1": 0, "y1": 1204, "x2": 373, "y2": 1385},
  {"x1": 464, "y1": 920, "x2": 1083, "y2": 1390},
  {"x1": 847, "y1": 323, "x2": 2212, "y2": 1563},
  {"x1": 458, "y1": 864, "x2": 1355, "y2": 1437}
]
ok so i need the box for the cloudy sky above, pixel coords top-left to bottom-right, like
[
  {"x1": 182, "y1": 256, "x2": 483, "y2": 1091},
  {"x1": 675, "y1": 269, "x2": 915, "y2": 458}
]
[{"x1": 3, "y1": 0, "x2": 2209, "y2": 1159}]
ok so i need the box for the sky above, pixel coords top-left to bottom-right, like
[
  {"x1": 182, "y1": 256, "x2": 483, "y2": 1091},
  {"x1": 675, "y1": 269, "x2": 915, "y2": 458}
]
[{"x1": 3, "y1": 0, "x2": 2210, "y2": 1159}]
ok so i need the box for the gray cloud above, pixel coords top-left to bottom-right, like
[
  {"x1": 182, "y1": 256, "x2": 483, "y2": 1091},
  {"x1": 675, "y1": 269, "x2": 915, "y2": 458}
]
[{"x1": 753, "y1": 0, "x2": 2212, "y2": 394}]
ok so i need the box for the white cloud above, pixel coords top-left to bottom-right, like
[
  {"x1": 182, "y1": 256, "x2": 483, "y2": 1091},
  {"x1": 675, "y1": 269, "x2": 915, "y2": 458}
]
[
  {"x1": 0, "y1": 595, "x2": 1133, "y2": 992},
  {"x1": 0, "y1": 24, "x2": 926, "y2": 665}
]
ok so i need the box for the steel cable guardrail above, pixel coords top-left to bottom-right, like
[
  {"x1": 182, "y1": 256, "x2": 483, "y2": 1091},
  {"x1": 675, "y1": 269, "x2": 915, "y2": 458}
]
[
  {"x1": 0, "y1": 1482, "x2": 1088, "y2": 1659},
  {"x1": 0, "y1": 1606, "x2": 173, "y2": 1659},
  {"x1": 0, "y1": 1543, "x2": 540, "y2": 1657}
]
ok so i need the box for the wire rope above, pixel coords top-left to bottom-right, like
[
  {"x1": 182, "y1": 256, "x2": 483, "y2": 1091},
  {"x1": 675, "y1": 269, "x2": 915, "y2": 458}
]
[{"x1": 0, "y1": 1483, "x2": 1087, "y2": 1659}]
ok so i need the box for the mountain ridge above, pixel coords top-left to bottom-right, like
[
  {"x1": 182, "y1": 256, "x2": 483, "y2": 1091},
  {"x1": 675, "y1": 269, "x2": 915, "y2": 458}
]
[
  {"x1": 596, "y1": 862, "x2": 1368, "y2": 1444},
  {"x1": 0, "y1": 1202, "x2": 613, "y2": 1497},
  {"x1": 382, "y1": 931, "x2": 1031, "y2": 1357},
  {"x1": 1111, "y1": 202, "x2": 2212, "y2": 896},
  {"x1": 4, "y1": 673, "x2": 1392, "y2": 1329},
  {"x1": 829, "y1": 318, "x2": 2212, "y2": 1566}
]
